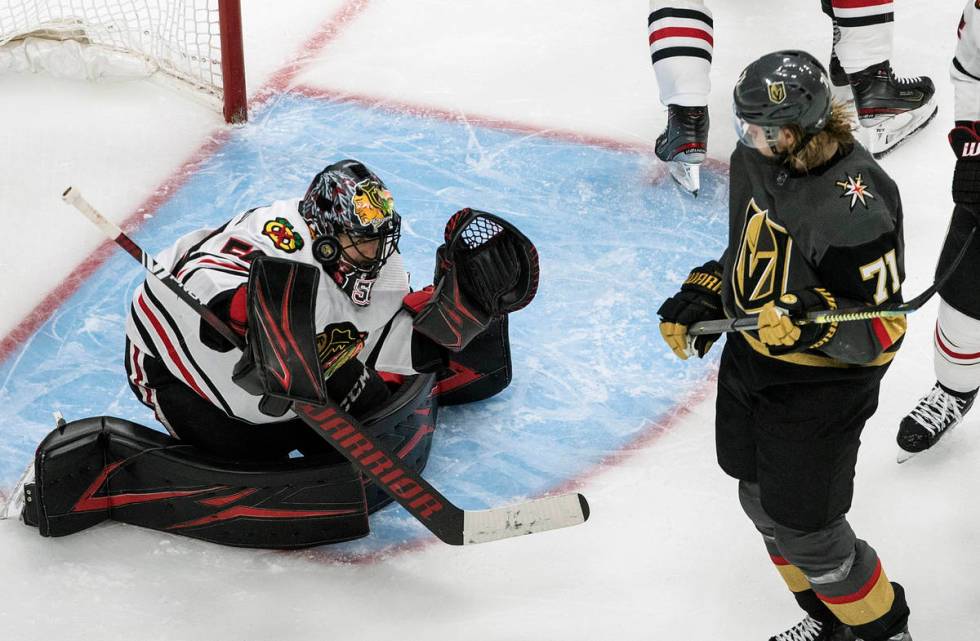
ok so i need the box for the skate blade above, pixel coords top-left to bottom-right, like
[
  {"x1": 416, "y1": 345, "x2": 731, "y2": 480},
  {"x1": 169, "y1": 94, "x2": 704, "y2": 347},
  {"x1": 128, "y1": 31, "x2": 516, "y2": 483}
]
[
  {"x1": 863, "y1": 100, "x2": 938, "y2": 159},
  {"x1": 666, "y1": 161, "x2": 701, "y2": 197},
  {"x1": 831, "y1": 83, "x2": 854, "y2": 108},
  {"x1": 896, "y1": 449, "x2": 919, "y2": 464},
  {"x1": 0, "y1": 460, "x2": 35, "y2": 520}
]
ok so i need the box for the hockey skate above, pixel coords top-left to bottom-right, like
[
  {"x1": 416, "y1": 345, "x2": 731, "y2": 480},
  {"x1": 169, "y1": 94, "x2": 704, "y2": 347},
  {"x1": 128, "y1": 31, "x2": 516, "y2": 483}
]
[
  {"x1": 848, "y1": 61, "x2": 937, "y2": 158},
  {"x1": 769, "y1": 616, "x2": 855, "y2": 641},
  {"x1": 897, "y1": 382, "x2": 977, "y2": 463},
  {"x1": 656, "y1": 104, "x2": 708, "y2": 197}
]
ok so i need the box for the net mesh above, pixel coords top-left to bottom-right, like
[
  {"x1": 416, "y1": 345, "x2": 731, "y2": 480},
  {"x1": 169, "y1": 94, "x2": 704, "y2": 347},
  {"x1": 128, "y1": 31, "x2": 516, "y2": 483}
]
[
  {"x1": 0, "y1": 0, "x2": 224, "y2": 98},
  {"x1": 457, "y1": 215, "x2": 504, "y2": 250}
]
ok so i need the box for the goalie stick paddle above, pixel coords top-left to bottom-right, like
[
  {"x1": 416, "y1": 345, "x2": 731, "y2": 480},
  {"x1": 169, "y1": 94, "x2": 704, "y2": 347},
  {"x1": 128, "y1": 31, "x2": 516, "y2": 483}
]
[
  {"x1": 61, "y1": 186, "x2": 590, "y2": 545},
  {"x1": 688, "y1": 226, "x2": 977, "y2": 336}
]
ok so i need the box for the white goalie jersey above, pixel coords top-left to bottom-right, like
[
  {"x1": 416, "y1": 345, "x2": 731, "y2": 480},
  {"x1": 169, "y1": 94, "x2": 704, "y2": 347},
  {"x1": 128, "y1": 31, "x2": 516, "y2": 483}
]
[{"x1": 124, "y1": 198, "x2": 417, "y2": 425}]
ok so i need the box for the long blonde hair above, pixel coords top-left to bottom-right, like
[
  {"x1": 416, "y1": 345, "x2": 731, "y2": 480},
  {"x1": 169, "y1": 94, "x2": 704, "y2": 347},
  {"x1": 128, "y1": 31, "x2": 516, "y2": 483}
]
[{"x1": 782, "y1": 100, "x2": 856, "y2": 173}]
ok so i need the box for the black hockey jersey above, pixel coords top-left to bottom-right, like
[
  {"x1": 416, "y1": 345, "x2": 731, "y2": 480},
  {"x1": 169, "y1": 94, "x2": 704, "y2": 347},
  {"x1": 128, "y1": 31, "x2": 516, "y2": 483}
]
[{"x1": 721, "y1": 142, "x2": 906, "y2": 368}]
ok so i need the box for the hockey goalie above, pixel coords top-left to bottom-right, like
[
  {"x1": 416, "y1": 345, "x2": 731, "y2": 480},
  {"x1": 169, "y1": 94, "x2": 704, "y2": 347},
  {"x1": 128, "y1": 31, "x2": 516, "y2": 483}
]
[{"x1": 14, "y1": 159, "x2": 539, "y2": 548}]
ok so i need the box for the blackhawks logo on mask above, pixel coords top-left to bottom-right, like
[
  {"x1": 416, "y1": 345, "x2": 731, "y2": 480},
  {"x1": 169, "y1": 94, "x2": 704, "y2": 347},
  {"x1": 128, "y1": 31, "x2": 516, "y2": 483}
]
[
  {"x1": 351, "y1": 180, "x2": 395, "y2": 230},
  {"x1": 262, "y1": 217, "x2": 305, "y2": 253},
  {"x1": 316, "y1": 322, "x2": 367, "y2": 379}
]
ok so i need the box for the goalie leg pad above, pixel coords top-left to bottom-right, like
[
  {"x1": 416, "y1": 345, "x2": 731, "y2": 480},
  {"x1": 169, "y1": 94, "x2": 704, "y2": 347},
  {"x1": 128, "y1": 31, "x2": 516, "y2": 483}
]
[{"x1": 26, "y1": 416, "x2": 370, "y2": 548}]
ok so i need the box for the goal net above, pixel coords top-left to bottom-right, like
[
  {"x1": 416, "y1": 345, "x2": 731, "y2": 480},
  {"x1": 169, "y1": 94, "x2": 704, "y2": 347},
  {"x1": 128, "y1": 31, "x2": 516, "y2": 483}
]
[{"x1": 0, "y1": 0, "x2": 246, "y2": 122}]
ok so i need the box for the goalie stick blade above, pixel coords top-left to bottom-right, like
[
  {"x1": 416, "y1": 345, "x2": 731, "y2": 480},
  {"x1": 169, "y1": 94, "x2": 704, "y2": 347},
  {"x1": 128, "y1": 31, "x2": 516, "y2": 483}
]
[{"x1": 462, "y1": 493, "x2": 590, "y2": 545}]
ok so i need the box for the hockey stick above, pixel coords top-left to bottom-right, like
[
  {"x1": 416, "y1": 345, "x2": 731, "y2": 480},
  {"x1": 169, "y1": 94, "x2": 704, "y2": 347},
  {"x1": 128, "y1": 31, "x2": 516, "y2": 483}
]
[
  {"x1": 689, "y1": 226, "x2": 977, "y2": 336},
  {"x1": 61, "y1": 186, "x2": 590, "y2": 545}
]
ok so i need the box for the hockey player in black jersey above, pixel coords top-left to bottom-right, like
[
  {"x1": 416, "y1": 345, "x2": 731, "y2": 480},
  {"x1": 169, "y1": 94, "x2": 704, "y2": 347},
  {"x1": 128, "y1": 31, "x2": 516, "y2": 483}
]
[{"x1": 658, "y1": 51, "x2": 912, "y2": 641}]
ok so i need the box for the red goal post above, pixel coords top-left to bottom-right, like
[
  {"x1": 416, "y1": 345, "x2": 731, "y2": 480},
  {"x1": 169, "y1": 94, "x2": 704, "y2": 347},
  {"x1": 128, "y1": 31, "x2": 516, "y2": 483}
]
[{"x1": 0, "y1": 0, "x2": 248, "y2": 123}]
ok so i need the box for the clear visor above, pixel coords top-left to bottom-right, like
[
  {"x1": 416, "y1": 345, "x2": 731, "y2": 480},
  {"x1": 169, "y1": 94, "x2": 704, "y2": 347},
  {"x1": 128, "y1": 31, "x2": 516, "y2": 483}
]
[{"x1": 732, "y1": 108, "x2": 782, "y2": 153}]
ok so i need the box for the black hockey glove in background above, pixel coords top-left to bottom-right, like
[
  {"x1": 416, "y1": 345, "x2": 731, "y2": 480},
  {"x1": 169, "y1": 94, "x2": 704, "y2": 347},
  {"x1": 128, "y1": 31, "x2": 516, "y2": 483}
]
[
  {"x1": 755, "y1": 288, "x2": 837, "y2": 356},
  {"x1": 657, "y1": 260, "x2": 724, "y2": 360},
  {"x1": 950, "y1": 121, "x2": 980, "y2": 216}
]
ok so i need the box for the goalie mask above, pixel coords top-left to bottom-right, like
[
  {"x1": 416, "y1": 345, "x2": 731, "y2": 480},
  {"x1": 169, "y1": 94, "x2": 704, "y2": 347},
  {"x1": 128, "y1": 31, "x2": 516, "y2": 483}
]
[{"x1": 299, "y1": 159, "x2": 402, "y2": 306}]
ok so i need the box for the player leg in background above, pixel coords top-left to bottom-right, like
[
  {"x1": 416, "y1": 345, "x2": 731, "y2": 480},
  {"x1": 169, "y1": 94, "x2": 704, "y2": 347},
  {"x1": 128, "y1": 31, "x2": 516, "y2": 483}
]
[
  {"x1": 898, "y1": 204, "x2": 980, "y2": 460},
  {"x1": 821, "y1": 0, "x2": 936, "y2": 158},
  {"x1": 647, "y1": 0, "x2": 712, "y2": 197},
  {"x1": 897, "y1": 300, "x2": 980, "y2": 459}
]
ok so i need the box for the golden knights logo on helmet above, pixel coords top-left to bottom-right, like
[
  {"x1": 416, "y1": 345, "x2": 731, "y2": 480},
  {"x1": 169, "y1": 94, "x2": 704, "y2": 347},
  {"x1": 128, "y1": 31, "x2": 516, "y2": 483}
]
[
  {"x1": 733, "y1": 199, "x2": 793, "y2": 313},
  {"x1": 767, "y1": 81, "x2": 786, "y2": 104}
]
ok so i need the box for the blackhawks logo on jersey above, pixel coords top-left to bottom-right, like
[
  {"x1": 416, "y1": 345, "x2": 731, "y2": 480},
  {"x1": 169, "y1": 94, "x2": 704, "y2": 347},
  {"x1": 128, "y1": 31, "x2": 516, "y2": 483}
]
[
  {"x1": 262, "y1": 217, "x2": 305, "y2": 253},
  {"x1": 352, "y1": 180, "x2": 395, "y2": 230},
  {"x1": 316, "y1": 322, "x2": 367, "y2": 379},
  {"x1": 733, "y1": 198, "x2": 793, "y2": 313},
  {"x1": 835, "y1": 173, "x2": 875, "y2": 210}
]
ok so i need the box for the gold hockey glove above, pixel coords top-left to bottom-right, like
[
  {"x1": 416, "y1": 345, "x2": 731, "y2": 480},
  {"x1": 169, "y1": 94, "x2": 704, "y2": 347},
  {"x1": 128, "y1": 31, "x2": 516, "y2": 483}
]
[{"x1": 756, "y1": 288, "x2": 837, "y2": 355}]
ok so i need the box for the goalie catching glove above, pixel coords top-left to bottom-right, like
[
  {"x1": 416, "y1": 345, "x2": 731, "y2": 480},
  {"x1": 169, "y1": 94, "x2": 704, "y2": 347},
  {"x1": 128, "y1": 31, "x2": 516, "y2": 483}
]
[{"x1": 411, "y1": 209, "x2": 539, "y2": 352}]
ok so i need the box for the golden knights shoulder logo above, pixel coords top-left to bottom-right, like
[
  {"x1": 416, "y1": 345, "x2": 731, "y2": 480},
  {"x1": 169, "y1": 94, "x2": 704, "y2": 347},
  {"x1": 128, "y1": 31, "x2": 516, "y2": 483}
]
[
  {"x1": 835, "y1": 173, "x2": 875, "y2": 210},
  {"x1": 768, "y1": 81, "x2": 786, "y2": 104},
  {"x1": 733, "y1": 199, "x2": 793, "y2": 313},
  {"x1": 262, "y1": 217, "x2": 305, "y2": 253},
  {"x1": 351, "y1": 179, "x2": 395, "y2": 230}
]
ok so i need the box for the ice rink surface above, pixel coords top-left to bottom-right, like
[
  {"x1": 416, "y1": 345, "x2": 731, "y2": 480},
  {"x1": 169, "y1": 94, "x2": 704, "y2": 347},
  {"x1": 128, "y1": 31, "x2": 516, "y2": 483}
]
[{"x1": 1, "y1": 1, "x2": 979, "y2": 640}]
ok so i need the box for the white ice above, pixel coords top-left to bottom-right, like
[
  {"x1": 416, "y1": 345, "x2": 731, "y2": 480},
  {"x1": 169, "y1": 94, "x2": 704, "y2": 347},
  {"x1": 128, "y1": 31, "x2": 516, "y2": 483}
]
[{"x1": 1, "y1": 1, "x2": 978, "y2": 640}]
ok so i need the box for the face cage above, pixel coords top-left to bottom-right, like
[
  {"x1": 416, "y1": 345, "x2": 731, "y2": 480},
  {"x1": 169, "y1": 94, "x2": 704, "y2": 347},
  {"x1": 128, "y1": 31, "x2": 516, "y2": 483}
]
[
  {"x1": 329, "y1": 226, "x2": 401, "y2": 306},
  {"x1": 337, "y1": 226, "x2": 401, "y2": 277}
]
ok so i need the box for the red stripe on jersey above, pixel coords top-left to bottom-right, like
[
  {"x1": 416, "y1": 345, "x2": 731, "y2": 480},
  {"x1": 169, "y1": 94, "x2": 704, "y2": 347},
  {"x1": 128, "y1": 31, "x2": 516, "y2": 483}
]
[
  {"x1": 936, "y1": 325, "x2": 980, "y2": 359},
  {"x1": 129, "y1": 344, "x2": 154, "y2": 406},
  {"x1": 816, "y1": 560, "x2": 882, "y2": 604},
  {"x1": 176, "y1": 257, "x2": 249, "y2": 280},
  {"x1": 769, "y1": 555, "x2": 791, "y2": 566},
  {"x1": 649, "y1": 27, "x2": 713, "y2": 46},
  {"x1": 831, "y1": 0, "x2": 892, "y2": 8},
  {"x1": 198, "y1": 257, "x2": 249, "y2": 272},
  {"x1": 871, "y1": 318, "x2": 895, "y2": 349},
  {"x1": 137, "y1": 293, "x2": 210, "y2": 401},
  {"x1": 130, "y1": 344, "x2": 144, "y2": 387}
]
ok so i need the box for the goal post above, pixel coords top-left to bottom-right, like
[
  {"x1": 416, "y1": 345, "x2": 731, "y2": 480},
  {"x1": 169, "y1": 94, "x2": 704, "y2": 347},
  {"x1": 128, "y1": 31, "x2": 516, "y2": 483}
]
[{"x1": 0, "y1": 0, "x2": 248, "y2": 123}]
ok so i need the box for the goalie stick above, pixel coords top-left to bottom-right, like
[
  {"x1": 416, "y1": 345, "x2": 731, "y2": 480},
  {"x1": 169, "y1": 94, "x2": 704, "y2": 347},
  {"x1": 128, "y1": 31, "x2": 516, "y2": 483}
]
[
  {"x1": 61, "y1": 186, "x2": 590, "y2": 545},
  {"x1": 688, "y1": 226, "x2": 977, "y2": 336}
]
